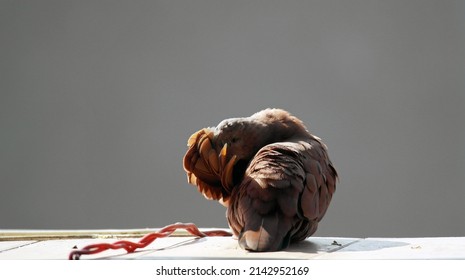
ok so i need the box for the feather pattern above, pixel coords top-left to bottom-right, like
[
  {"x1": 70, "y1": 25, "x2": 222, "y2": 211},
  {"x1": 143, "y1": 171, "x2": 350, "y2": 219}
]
[{"x1": 183, "y1": 108, "x2": 337, "y2": 251}]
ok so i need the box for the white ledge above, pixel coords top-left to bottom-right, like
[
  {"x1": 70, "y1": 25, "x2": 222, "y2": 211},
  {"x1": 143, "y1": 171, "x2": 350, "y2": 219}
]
[{"x1": 0, "y1": 229, "x2": 464, "y2": 260}]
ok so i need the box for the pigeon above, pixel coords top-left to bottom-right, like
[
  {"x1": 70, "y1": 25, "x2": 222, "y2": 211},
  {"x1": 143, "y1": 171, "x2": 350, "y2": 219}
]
[{"x1": 183, "y1": 108, "x2": 337, "y2": 251}]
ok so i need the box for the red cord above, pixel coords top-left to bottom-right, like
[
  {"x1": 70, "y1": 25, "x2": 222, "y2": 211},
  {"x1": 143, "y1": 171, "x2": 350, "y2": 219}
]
[{"x1": 69, "y1": 223, "x2": 232, "y2": 260}]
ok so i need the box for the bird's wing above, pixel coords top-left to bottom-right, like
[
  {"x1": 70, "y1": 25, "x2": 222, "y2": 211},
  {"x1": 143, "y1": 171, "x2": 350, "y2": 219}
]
[
  {"x1": 227, "y1": 139, "x2": 337, "y2": 251},
  {"x1": 183, "y1": 128, "x2": 236, "y2": 205}
]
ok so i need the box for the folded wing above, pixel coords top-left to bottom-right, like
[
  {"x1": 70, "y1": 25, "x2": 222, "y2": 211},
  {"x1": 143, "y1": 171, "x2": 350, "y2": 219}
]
[{"x1": 227, "y1": 139, "x2": 337, "y2": 251}]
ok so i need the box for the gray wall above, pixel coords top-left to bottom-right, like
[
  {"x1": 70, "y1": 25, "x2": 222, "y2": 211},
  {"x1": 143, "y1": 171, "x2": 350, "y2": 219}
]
[{"x1": 1, "y1": 0, "x2": 464, "y2": 237}]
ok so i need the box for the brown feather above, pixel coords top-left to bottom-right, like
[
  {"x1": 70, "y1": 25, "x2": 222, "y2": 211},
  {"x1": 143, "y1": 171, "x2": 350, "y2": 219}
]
[{"x1": 182, "y1": 108, "x2": 338, "y2": 251}]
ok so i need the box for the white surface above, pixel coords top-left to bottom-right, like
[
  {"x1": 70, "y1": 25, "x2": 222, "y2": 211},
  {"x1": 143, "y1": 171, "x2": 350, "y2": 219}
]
[
  {"x1": 1, "y1": 234, "x2": 464, "y2": 260},
  {"x1": 316, "y1": 237, "x2": 465, "y2": 259}
]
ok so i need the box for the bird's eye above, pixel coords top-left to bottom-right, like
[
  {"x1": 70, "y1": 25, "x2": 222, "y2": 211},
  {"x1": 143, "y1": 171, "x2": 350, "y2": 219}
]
[{"x1": 231, "y1": 137, "x2": 238, "y2": 144}]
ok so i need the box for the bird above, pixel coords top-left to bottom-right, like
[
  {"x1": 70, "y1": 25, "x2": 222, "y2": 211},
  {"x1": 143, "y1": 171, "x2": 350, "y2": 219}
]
[{"x1": 183, "y1": 108, "x2": 337, "y2": 251}]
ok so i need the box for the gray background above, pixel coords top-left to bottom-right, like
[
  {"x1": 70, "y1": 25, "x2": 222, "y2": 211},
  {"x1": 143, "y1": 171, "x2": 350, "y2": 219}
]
[{"x1": 1, "y1": 0, "x2": 464, "y2": 238}]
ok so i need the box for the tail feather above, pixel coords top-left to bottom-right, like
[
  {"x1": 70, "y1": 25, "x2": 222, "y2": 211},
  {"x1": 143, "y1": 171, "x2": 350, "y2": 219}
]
[{"x1": 238, "y1": 212, "x2": 292, "y2": 252}]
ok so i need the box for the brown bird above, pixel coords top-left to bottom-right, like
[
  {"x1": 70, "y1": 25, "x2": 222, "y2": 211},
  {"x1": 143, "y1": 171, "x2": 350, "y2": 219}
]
[{"x1": 183, "y1": 108, "x2": 337, "y2": 251}]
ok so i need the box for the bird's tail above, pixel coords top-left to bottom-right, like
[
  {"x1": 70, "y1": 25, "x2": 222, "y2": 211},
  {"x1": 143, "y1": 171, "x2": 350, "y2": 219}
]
[{"x1": 238, "y1": 212, "x2": 293, "y2": 252}]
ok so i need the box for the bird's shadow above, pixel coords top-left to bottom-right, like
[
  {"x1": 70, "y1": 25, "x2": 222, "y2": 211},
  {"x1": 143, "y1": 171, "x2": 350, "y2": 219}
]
[
  {"x1": 283, "y1": 239, "x2": 323, "y2": 254},
  {"x1": 283, "y1": 238, "x2": 409, "y2": 254}
]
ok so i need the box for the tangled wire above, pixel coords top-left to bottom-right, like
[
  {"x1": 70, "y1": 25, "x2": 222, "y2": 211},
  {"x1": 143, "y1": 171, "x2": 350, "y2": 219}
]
[{"x1": 69, "y1": 223, "x2": 232, "y2": 260}]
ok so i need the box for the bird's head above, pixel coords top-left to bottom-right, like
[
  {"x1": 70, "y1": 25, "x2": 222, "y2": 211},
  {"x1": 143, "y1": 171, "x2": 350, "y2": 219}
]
[
  {"x1": 212, "y1": 118, "x2": 264, "y2": 164},
  {"x1": 213, "y1": 108, "x2": 309, "y2": 162}
]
